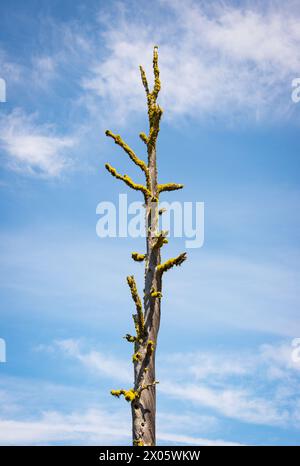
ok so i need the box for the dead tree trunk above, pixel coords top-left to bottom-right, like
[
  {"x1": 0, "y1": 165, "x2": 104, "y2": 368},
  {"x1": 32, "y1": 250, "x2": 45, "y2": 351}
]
[{"x1": 105, "y1": 46, "x2": 186, "y2": 446}]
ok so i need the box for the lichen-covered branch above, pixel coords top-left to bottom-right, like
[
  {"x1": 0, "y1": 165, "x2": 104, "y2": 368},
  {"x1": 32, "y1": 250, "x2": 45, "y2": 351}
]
[
  {"x1": 153, "y1": 230, "x2": 168, "y2": 249},
  {"x1": 139, "y1": 66, "x2": 149, "y2": 96},
  {"x1": 105, "y1": 130, "x2": 150, "y2": 187},
  {"x1": 111, "y1": 388, "x2": 138, "y2": 402},
  {"x1": 151, "y1": 289, "x2": 162, "y2": 298},
  {"x1": 156, "y1": 252, "x2": 187, "y2": 274},
  {"x1": 139, "y1": 380, "x2": 159, "y2": 394},
  {"x1": 158, "y1": 183, "x2": 184, "y2": 193},
  {"x1": 139, "y1": 46, "x2": 162, "y2": 152},
  {"x1": 105, "y1": 163, "x2": 152, "y2": 198},
  {"x1": 139, "y1": 132, "x2": 148, "y2": 145},
  {"x1": 131, "y1": 252, "x2": 146, "y2": 262},
  {"x1": 148, "y1": 106, "x2": 163, "y2": 149},
  {"x1": 124, "y1": 334, "x2": 136, "y2": 343},
  {"x1": 111, "y1": 380, "x2": 159, "y2": 404},
  {"x1": 127, "y1": 275, "x2": 145, "y2": 340},
  {"x1": 152, "y1": 46, "x2": 160, "y2": 99}
]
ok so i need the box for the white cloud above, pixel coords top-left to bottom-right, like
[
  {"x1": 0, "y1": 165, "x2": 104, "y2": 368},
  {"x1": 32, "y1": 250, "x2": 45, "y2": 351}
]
[
  {"x1": 158, "y1": 432, "x2": 243, "y2": 446},
  {"x1": 260, "y1": 342, "x2": 300, "y2": 378},
  {"x1": 0, "y1": 109, "x2": 76, "y2": 176},
  {"x1": 5, "y1": 339, "x2": 299, "y2": 444},
  {"x1": 161, "y1": 381, "x2": 288, "y2": 426},
  {"x1": 50, "y1": 338, "x2": 300, "y2": 429},
  {"x1": 81, "y1": 0, "x2": 300, "y2": 124},
  {"x1": 31, "y1": 56, "x2": 58, "y2": 87},
  {"x1": 0, "y1": 375, "x2": 235, "y2": 446},
  {"x1": 0, "y1": 407, "x2": 240, "y2": 446},
  {"x1": 160, "y1": 342, "x2": 300, "y2": 428},
  {"x1": 54, "y1": 339, "x2": 132, "y2": 383},
  {"x1": 0, "y1": 48, "x2": 23, "y2": 83},
  {"x1": 0, "y1": 408, "x2": 130, "y2": 446}
]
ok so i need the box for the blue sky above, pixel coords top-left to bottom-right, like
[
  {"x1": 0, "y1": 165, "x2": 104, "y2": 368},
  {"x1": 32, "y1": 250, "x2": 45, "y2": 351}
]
[{"x1": 0, "y1": 0, "x2": 300, "y2": 445}]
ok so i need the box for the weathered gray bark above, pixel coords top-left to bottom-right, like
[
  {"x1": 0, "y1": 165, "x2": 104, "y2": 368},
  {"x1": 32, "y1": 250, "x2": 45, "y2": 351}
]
[{"x1": 131, "y1": 132, "x2": 161, "y2": 446}]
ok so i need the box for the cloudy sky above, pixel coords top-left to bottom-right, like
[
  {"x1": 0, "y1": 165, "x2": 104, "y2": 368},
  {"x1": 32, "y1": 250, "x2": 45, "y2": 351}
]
[{"x1": 0, "y1": 0, "x2": 300, "y2": 446}]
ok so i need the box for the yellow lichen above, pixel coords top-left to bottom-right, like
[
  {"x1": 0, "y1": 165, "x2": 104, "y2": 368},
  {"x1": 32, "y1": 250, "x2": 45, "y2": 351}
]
[
  {"x1": 153, "y1": 231, "x2": 168, "y2": 249},
  {"x1": 110, "y1": 389, "x2": 123, "y2": 398},
  {"x1": 105, "y1": 163, "x2": 152, "y2": 198},
  {"x1": 124, "y1": 389, "x2": 138, "y2": 402},
  {"x1": 133, "y1": 439, "x2": 144, "y2": 446},
  {"x1": 156, "y1": 252, "x2": 187, "y2": 274},
  {"x1": 139, "y1": 132, "x2": 148, "y2": 145},
  {"x1": 152, "y1": 45, "x2": 160, "y2": 99},
  {"x1": 132, "y1": 352, "x2": 142, "y2": 363},
  {"x1": 139, "y1": 47, "x2": 162, "y2": 151},
  {"x1": 110, "y1": 388, "x2": 138, "y2": 402},
  {"x1": 105, "y1": 130, "x2": 150, "y2": 187},
  {"x1": 148, "y1": 107, "x2": 163, "y2": 148},
  {"x1": 131, "y1": 252, "x2": 146, "y2": 262},
  {"x1": 158, "y1": 183, "x2": 184, "y2": 193},
  {"x1": 139, "y1": 66, "x2": 149, "y2": 95},
  {"x1": 127, "y1": 275, "x2": 145, "y2": 340},
  {"x1": 124, "y1": 334, "x2": 136, "y2": 343},
  {"x1": 140, "y1": 381, "x2": 159, "y2": 393},
  {"x1": 147, "y1": 340, "x2": 155, "y2": 355},
  {"x1": 151, "y1": 290, "x2": 162, "y2": 298}
]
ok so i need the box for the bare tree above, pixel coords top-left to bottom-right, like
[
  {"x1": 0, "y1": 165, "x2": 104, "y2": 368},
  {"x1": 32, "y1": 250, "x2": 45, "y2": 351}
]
[{"x1": 105, "y1": 46, "x2": 187, "y2": 446}]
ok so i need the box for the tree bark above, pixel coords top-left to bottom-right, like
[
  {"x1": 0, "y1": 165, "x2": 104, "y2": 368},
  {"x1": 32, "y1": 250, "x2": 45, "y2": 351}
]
[{"x1": 131, "y1": 137, "x2": 161, "y2": 446}]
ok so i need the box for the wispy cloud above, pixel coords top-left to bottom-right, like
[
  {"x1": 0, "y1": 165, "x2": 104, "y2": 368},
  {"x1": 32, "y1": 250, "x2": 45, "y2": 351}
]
[
  {"x1": 49, "y1": 338, "x2": 300, "y2": 429},
  {"x1": 0, "y1": 374, "x2": 234, "y2": 446},
  {"x1": 0, "y1": 407, "x2": 241, "y2": 446},
  {"x1": 53, "y1": 339, "x2": 132, "y2": 383},
  {"x1": 161, "y1": 382, "x2": 289, "y2": 426},
  {"x1": 0, "y1": 109, "x2": 76, "y2": 176},
  {"x1": 0, "y1": 48, "x2": 23, "y2": 83},
  {"x1": 81, "y1": 0, "x2": 300, "y2": 124},
  {"x1": 1, "y1": 0, "x2": 299, "y2": 181},
  {"x1": 160, "y1": 342, "x2": 300, "y2": 428}
]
